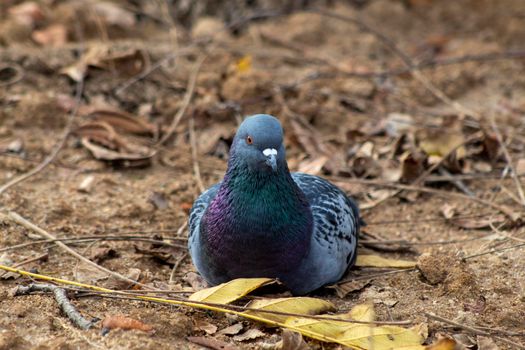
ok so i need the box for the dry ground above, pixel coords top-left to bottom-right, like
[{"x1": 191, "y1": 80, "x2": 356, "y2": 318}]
[{"x1": 1, "y1": 1, "x2": 525, "y2": 349}]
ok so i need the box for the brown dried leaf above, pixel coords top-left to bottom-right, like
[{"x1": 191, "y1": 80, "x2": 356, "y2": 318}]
[
  {"x1": 89, "y1": 247, "x2": 118, "y2": 264},
  {"x1": 218, "y1": 323, "x2": 244, "y2": 336},
  {"x1": 328, "y1": 279, "x2": 371, "y2": 298},
  {"x1": 61, "y1": 45, "x2": 149, "y2": 82},
  {"x1": 92, "y1": 2, "x2": 136, "y2": 28},
  {"x1": 183, "y1": 272, "x2": 209, "y2": 291},
  {"x1": 297, "y1": 156, "x2": 328, "y2": 175},
  {"x1": 477, "y1": 336, "x2": 499, "y2": 350},
  {"x1": 400, "y1": 150, "x2": 427, "y2": 183},
  {"x1": 516, "y1": 158, "x2": 525, "y2": 175},
  {"x1": 8, "y1": 2, "x2": 45, "y2": 26},
  {"x1": 81, "y1": 138, "x2": 154, "y2": 165},
  {"x1": 188, "y1": 336, "x2": 239, "y2": 350},
  {"x1": 452, "y1": 214, "x2": 506, "y2": 229},
  {"x1": 440, "y1": 204, "x2": 456, "y2": 220},
  {"x1": 105, "y1": 268, "x2": 142, "y2": 290},
  {"x1": 32, "y1": 24, "x2": 67, "y2": 47},
  {"x1": 86, "y1": 109, "x2": 155, "y2": 136},
  {"x1": 194, "y1": 320, "x2": 218, "y2": 335},
  {"x1": 281, "y1": 329, "x2": 311, "y2": 350},
  {"x1": 233, "y1": 328, "x2": 266, "y2": 342},
  {"x1": 101, "y1": 315, "x2": 154, "y2": 334}
]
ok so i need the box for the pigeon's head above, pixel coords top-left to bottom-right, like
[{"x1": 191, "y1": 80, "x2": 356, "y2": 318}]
[{"x1": 231, "y1": 114, "x2": 286, "y2": 173}]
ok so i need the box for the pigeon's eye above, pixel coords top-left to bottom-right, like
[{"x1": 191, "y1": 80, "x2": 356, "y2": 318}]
[{"x1": 246, "y1": 135, "x2": 253, "y2": 145}]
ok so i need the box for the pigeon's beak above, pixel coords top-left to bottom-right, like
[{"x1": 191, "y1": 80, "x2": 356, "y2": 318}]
[{"x1": 263, "y1": 148, "x2": 278, "y2": 172}]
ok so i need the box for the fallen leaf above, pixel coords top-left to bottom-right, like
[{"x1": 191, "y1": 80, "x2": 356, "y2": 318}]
[
  {"x1": 233, "y1": 328, "x2": 266, "y2": 341},
  {"x1": 188, "y1": 336, "x2": 239, "y2": 350},
  {"x1": 298, "y1": 156, "x2": 328, "y2": 175},
  {"x1": 183, "y1": 272, "x2": 209, "y2": 291},
  {"x1": 86, "y1": 108, "x2": 155, "y2": 136},
  {"x1": 452, "y1": 214, "x2": 506, "y2": 229},
  {"x1": 101, "y1": 315, "x2": 153, "y2": 335},
  {"x1": 61, "y1": 45, "x2": 149, "y2": 82},
  {"x1": 328, "y1": 279, "x2": 371, "y2": 298},
  {"x1": 516, "y1": 158, "x2": 525, "y2": 175},
  {"x1": 89, "y1": 247, "x2": 118, "y2": 264},
  {"x1": 236, "y1": 55, "x2": 252, "y2": 74},
  {"x1": 189, "y1": 278, "x2": 274, "y2": 304},
  {"x1": 78, "y1": 175, "x2": 95, "y2": 193},
  {"x1": 149, "y1": 192, "x2": 169, "y2": 210},
  {"x1": 425, "y1": 338, "x2": 458, "y2": 350},
  {"x1": 283, "y1": 304, "x2": 428, "y2": 350},
  {"x1": 243, "y1": 297, "x2": 335, "y2": 323},
  {"x1": 281, "y1": 329, "x2": 311, "y2": 350},
  {"x1": 477, "y1": 336, "x2": 499, "y2": 350},
  {"x1": 105, "y1": 268, "x2": 142, "y2": 290},
  {"x1": 400, "y1": 150, "x2": 427, "y2": 183},
  {"x1": 356, "y1": 255, "x2": 416, "y2": 268},
  {"x1": 92, "y1": 2, "x2": 136, "y2": 28},
  {"x1": 8, "y1": 1, "x2": 44, "y2": 26},
  {"x1": 194, "y1": 319, "x2": 218, "y2": 335},
  {"x1": 218, "y1": 323, "x2": 244, "y2": 336},
  {"x1": 440, "y1": 204, "x2": 456, "y2": 220},
  {"x1": 32, "y1": 24, "x2": 67, "y2": 47}
]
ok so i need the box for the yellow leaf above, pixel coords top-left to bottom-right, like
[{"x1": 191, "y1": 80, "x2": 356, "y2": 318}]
[
  {"x1": 425, "y1": 338, "x2": 457, "y2": 350},
  {"x1": 340, "y1": 324, "x2": 426, "y2": 350},
  {"x1": 356, "y1": 255, "x2": 416, "y2": 268},
  {"x1": 283, "y1": 305, "x2": 427, "y2": 350},
  {"x1": 243, "y1": 297, "x2": 336, "y2": 323},
  {"x1": 236, "y1": 55, "x2": 252, "y2": 73},
  {"x1": 189, "y1": 278, "x2": 273, "y2": 304},
  {"x1": 349, "y1": 303, "x2": 375, "y2": 322},
  {"x1": 420, "y1": 132, "x2": 466, "y2": 158}
]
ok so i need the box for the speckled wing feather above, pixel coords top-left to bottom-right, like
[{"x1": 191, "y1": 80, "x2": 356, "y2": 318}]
[
  {"x1": 291, "y1": 172, "x2": 360, "y2": 271},
  {"x1": 188, "y1": 183, "x2": 220, "y2": 246}
]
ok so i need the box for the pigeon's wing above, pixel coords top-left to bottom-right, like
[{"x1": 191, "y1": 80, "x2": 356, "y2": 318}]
[
  {"x1": 188, "y1": 183, "x2": 221, "y2": 249},
  {"x1": 292, "y1": 172, "x2": 360, "y2": 286}
]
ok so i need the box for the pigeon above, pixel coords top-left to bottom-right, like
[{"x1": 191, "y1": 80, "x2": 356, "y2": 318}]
[{"x1": 188, "y1": 114, "x2": 360, "y2": 295}]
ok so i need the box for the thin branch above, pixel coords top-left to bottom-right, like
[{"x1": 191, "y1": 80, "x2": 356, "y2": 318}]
[
  {"x1": 169, "y1": 252, "x2": 188, "y2": 284},
  {"x1": 7, "y1": 211, "x2": 153, "y2": 290},
  {"x1": 155, "y1": 54, "x2": 206, "y2": 147},
  {"x1": 489, "y1": 115, "x2": 525, "y2": 206},
  {"x1": 189, "y1": 115, "x2": 205, "y2": 193},
  {"x1": 15, "y1": 283, "x2": 96, "y2": 330},
  {"x1": 425, "y1": 312, "x2": 525, "y2": 349},
  {"x1": 463, "y1": 241, "x2": 525, "y2": 260}
]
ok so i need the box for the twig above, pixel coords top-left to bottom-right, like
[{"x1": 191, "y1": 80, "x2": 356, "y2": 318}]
[
  {"x1": 189, "y1": 115, "x2": 205, "y2": 193},
  {"x1": 425, "y1": 312, "x2": 525, "y2": 349},
  {"x1": 338, "y1": 268, "x2": 417, "y2": 284},
  {"x1": 169, "y1": 252, "x2": 188, "y2": 284},
  {"x1": 7, "y1": 211, "x2": 153, "y2": 290},
  {"x1": 489, "y1": 115, "x2": 525, "y2": 206},
  {"x1": 462, "y1": 242, "x2": 525, "y2": 260},
  {"x1": 155, "y1": 54, "x2": 206, "y2": 147},
  {"x1": 0, "y1": 265, "x2": 413, "y2": 327},
  {"x1": 0, "y1": 76, "x2": 84, "y2": 197},
  {"x1": 114, "y1": 50, "x2": 194, "y2": 94},
  {"x1": 0, "y1": 235, "x2": 186, "y2": 254},
  {"x1": 333, "y1": 178, "x2": 521, "y2": 221},
  {"x1": 437, "y1": 167, "x2": 475, "y2": 197},
  {"x1": 15, "y1": 283, "x2": 96, "y2": 330},
  {"x1": 0, "y1": 253, "x2": 48, "y2": 278}
]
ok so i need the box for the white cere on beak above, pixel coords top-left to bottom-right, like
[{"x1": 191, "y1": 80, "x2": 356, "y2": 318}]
[{"x1": 263, "y1": 148, "x2": 278, "y2": 156}]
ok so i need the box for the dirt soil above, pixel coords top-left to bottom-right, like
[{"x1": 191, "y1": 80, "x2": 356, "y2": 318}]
[{"x1": 1, "y1": 0, "x2": 525, "y2": 349}]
